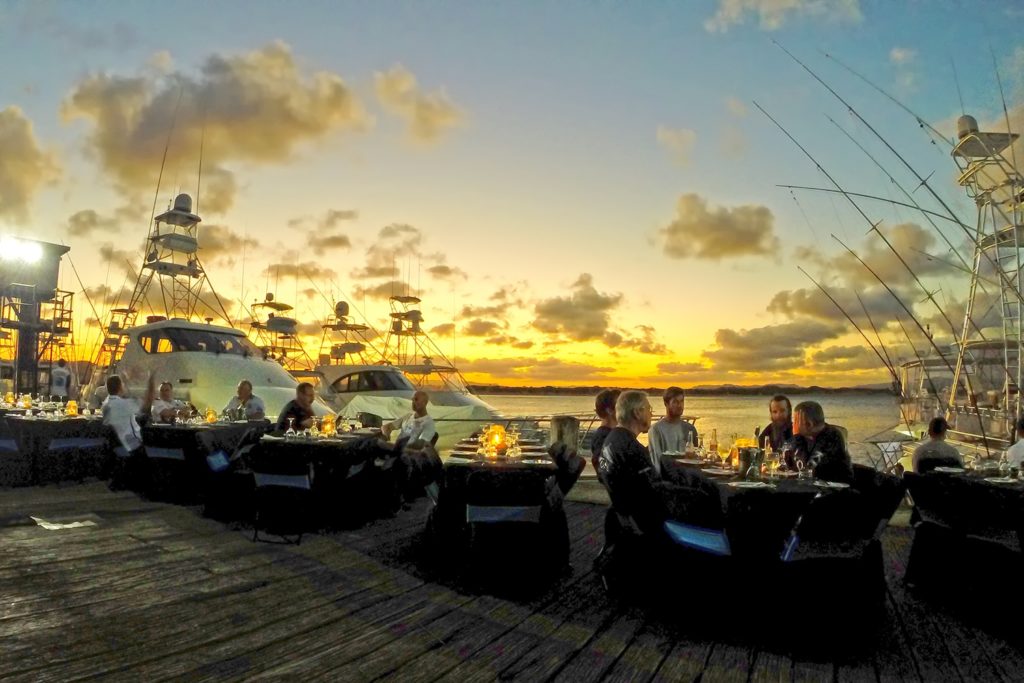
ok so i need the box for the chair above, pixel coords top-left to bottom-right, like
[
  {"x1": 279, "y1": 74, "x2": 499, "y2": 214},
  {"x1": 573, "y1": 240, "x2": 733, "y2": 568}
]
[
  {"x1": 871, "y1": 441, "x2": 906, "y2": 474},
  {"x1": 249, "y1": 446, "x2": 313, "y2": 544},
  {"x1": 464, "y1": 468, "x2": 558, "y2": 573}
]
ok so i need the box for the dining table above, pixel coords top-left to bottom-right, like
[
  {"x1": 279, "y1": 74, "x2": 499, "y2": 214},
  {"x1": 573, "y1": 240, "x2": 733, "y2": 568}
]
[{"x1": 3, "y1": 413, "x2": 112, "y2": 486}]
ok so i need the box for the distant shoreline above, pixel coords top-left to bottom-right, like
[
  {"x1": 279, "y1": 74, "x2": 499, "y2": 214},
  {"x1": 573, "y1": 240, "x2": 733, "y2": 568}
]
[{"x1": 470, "y1": 384, "x2": 896, "y2": 397}]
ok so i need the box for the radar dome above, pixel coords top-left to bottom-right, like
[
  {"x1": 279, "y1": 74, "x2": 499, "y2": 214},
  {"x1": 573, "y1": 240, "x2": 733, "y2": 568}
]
[
  {"x1": 957, "y1": 115, "x2": 979, "y2": 140},
  {"x1": 335, "y1": 301, "x2": 350, "y2": 318},
  {"x1": 173, "y1": 194, "x2": 193, "y2": 213}
]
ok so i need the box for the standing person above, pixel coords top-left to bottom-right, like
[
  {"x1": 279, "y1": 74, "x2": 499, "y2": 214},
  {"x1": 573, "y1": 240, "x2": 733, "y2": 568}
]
[
  {"x1": 222, "y1": 380, "x2": 266, "y2": 420},
  {"x1": 759, "y1": 394, "x2": 794, "y2": 452},
  {"x1": 1005, "y1": 416, "x2": 1024, "y2": 469},
  {"x1": 102, "y1": 372, "x2": 156, "y2": 489},
  {"x1": 647, "y1": 386, "x2": 699, "y2": 475},
  {"x1": 276, "y1": 382, "x2": 316, "y2": 431},
  {"x1": 50, "y1": 359, "x2": 74, "y2": 402},
  {"x1": 791, "y1": 401, "x2": 853, "y2": 484},
  {"x1": 912, "y1": 417, "x2": 963, "y2": 472},
  {"x1": 382, "y1": 390, "x2": 436, "y2": 448},
  {"x1": 590, "y1": 389, "x2": 621, "y2": 481}
]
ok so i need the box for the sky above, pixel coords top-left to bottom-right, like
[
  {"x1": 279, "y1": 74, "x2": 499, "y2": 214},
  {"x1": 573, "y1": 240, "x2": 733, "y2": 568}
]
[{"x1": 1, "y1": 0, "x2": 1022, "y2": 388}]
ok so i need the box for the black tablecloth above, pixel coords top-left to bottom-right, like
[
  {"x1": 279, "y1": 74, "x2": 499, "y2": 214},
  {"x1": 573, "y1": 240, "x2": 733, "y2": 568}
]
[{"x1": 2, "y1": 416, "x2": 112, "y2": 486}]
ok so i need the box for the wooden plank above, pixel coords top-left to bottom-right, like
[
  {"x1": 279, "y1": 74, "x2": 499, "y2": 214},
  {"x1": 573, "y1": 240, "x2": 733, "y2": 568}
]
[
  {"x1": 700, "y1": 641, "x2": 755, "y2": 683},
  {"x1": 650, "y1": 637, "x2": 713, "y2": 682},
  {"x1": 9, "y1": 541, "x2": 421, "y2": 680},
  {"x1": 600, "y1": 619, "x2": 675, "y2": 682},
  {"x1": 750, "y1": 648, "x2": 793, "y2": 683},
  {"x1": 789, "y1": 658, "x2": 833, "y2": 683},
  {"x1": 551, "y1": 608, "x2": 644, "y2": 682}
]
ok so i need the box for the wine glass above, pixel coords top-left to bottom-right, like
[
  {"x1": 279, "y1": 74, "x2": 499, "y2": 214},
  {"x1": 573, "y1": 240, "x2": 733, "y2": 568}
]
[
  {"x1": 285, "y1": 417, "x2": 296, "y2": 438},
  {"x1": 796, "y1": 459, "x2": 807, "y2": 481},
  {"x1": 719, "y1": 448, "x2": 730, "y2": 468}
]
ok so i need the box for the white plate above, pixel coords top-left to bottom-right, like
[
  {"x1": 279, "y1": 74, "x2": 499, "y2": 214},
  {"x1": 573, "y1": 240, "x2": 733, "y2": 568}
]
[
  {"x1": 662, "y1": 451, "x2": 682, "y2": 456},
  {"x1": 727, "y1": 481, "x2": 772, "y2": 488},
  {"x1": 984, "y1": 477, "x2": 1018, "y2": 484},
  {"x1": 933, "y1": 466, "x2": 965, "y2": 474},
  {"x1": 704, "y1": 467, "x2": 734, "y2": 475}
]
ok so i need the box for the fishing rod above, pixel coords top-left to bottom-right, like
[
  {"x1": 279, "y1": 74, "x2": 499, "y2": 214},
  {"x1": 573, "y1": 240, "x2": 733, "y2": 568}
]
[
  {"x1": 755, "y1": 101, "x2": 965, "y2": 344},
  {"x1": 776, "y1": 185, "x2": 967, "y2": 227},
  {"x1": 833, "y1": 233, "x2": 991, "y2": 455},
  {"x1": 854, "y1": 290, "x2": 896, "y2": 375},
  {"x1": 796, "y1": 267, "x2": 895, "y2": 379},
  {"x1": 777, "y1": 42, "x2": 1024, "y2": 312},
  {"x1": 893, "y1": 314, "x2": 940, "y2": 430},
  {"x1": 825, "y1": 115, "x2": 975, "y2": 275}
]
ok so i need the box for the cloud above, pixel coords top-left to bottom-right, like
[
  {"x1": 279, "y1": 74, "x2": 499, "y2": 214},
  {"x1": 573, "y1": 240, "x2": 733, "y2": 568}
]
[
  {"x1": 657, "y1": 193, "x2": 779, "y2": 261},
  {"x1": 461, "y1": 356, "x2": 615, "y2": 381},
  {"x1": 533, "y1": 273, "x2": 622, "y2": 342},
  {"x1": 262, "y1": 261, "x2": 337, "y2": 282},
  {"x1": 308, "y1": 232, "x2": 351, "y2": 253},
  {"x1": 62, "y1": 41, "x2": 368, "y2": 214},
  {"x1": 67, "y1": 209, "x2": 120, "y2": 237},
  {"x1": 705, "y1": 0, "x2": 862, "y2": 32},
  {"x1": 352, "y1": 279, "x2": 408, "y2": 301},
  {"x1": 702, "y1": 320, "x2": 844, "y2": 372},
  {"x1": 656, "y1": 126, "x2": 696, "y2": 166},
  {"x1": 352, "y1": 223, "x2": 421, "y2": 279},
  {"x1": 889, "y1": 47, "x2": 916, "y2": 65},
  {"x1": 199, "y1": 224, "x2": 260, "y2": 265},
  {"x1": 658, "y1": 361, "x2": 715, "y2": 375},
  {"x1": 808, "y1": 344, "x2": 881, "y2": 371},
  {"x1": 889, "y1": 47, "x2": 918, "y2": 89},
  {"x1": 604, "y1": 325, "x2": 668, "y2": 355},
  {"x1": 462, "y1": 319, "x2": 502, "y2": 337},
  {"x1": 427, "y1": 264, "x2": 467, "y2": 280},
  {"x1": 0, "y1": 106, "x2": 59, "y2": 221},
  {"x1": 375, "y1": 64, "x2": 464, "y2": 142},
  {"x1": 351, "y1": 265, "x2": 400, "y2": 280},
  {"x1": 484, "y1": 336, "x2": 535, "y2": 349},
  {"x1": 430, "y1": 323, "x2": 455, "y2": 336},
  {"x1": 726, "y1": 97, "x2": 748, "y2": 117},
  {"x1": 461, "y1": 286, "x2": 525, "y2": 318},
  {"x1": 98, "y1": 243, "x2": 138, "y2": 277}
]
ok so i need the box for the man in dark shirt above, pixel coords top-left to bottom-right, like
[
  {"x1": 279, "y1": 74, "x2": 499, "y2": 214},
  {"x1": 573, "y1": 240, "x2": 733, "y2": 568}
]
[
  {"x1": 791, "y1": 400, "x2": 853, "y2": 484},
  {"x1": 276, "y1": 382, "x2": 317, "y2": 431},
  {"x1": 759, "y1": 394, "x2": 794, "y2": 452},
  {"x1": 598, "y1": 390, "x2": 663, "y2": 532},
  {"x1": 590, "y1": 388, "x2": 620, "y2": 482}
]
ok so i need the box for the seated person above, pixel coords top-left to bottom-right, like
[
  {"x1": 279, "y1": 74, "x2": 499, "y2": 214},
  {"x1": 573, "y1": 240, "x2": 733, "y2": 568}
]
[
  {"x1": 1006, "y1": 416, "x2": 1024, "y2": 469},
  {"x1": 276, "y1": 382, "x2": 316, "y2": 431},
  {"x1": 590, "y1": 388, "x2": 620, "y2": 482},
  {"x1": 790, "y1": 400, "x2": 854, "y2": 484},
  {"x1": 647, "y1": 386, "x2": 699, "y2": 475},
  {"x1": 223, "y1": 379, "x2": 266, "y2": 420},
  {"x1": 598, "y1": 390, "x2": 663, "y2": 533},
  {"x1": 103, "y1": 372, "x2": 157, "y2": 455},
  {"x1": 759, "y1": 394, "x2": 794, "y2": 452},
  {"x1": 382, "y1": 390, "x2": 436, "y2": 449},
  {"x1": 150, "y1": 381, "x2": 189, "y2": 423},
  {"x1": 912, "y1": 417, "x2": 963, "y2": 473}
]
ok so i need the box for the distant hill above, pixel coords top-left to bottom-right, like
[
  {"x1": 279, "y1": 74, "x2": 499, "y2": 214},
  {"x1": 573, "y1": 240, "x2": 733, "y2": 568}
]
[{"x1": 469, "y1": 383, "x2": 896, "y2": 396}]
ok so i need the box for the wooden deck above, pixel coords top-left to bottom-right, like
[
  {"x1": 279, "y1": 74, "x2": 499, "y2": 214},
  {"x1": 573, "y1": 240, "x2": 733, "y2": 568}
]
[{"x1": 1, "y1": 482, "x2": 1021, "y2": 682}]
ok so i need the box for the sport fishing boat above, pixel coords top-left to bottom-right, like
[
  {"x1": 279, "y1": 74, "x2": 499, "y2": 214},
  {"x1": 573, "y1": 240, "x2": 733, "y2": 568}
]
[
  {"x1": 80, "y1": 194, "x2": 332, "y2": 418},
  {"x1": 892, "y1": 113, "x2": 1023, "y2": 461},
  {"x1": 294, "y1": 296, "x2": 501, "y2": 448}
]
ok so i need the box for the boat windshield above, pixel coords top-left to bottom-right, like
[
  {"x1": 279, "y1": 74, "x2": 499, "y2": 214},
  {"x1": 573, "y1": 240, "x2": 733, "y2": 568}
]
[
  {"x1": 332, "y1": 370, "x2": 415, "y2": 393},
  {"x1": 403, "y1": 367, "x2": 469, "y2": 393},
  {"x1": 138, "y1": 328, "x2": 263, "y2": 357}
]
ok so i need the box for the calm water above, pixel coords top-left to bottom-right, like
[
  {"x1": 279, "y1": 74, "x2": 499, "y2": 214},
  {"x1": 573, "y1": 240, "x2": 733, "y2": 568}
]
[{"x1": 480, "y1": 393, "x2": 902, "y2": 463}]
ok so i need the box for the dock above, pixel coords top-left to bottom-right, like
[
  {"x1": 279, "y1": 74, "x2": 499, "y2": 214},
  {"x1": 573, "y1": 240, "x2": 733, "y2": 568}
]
[{"x1": 1, "y1": 482, "x2": 1021, "y2": 681}]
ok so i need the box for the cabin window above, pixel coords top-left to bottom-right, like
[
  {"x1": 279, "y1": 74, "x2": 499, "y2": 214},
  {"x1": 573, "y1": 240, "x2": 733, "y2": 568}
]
[
  {"x1": 138, "y1": 328, "x2": 261, "y2": 356},
  {"x1": 333, "y1": 374, "x2": 357, "y2": 393}
]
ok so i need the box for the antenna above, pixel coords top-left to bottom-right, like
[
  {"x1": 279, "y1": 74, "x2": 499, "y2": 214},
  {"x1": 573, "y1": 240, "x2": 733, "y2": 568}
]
[
  {"x1": 196, "y1": 100, "x2": 207, "y2": 215},
  {"x1": 950, "y1": 57, "x2": 965, "y2": 117}
]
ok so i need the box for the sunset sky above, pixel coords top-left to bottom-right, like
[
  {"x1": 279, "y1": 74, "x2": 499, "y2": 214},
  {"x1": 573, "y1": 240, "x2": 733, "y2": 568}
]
[{"x1": 1, "y1": 0, "x2": 1022, "y2": 387}]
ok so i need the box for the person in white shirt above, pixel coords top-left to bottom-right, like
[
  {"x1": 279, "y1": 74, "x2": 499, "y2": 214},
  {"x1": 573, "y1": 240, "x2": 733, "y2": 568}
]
[
  {"x1": 382, "y1": 390, "x2": 436, "y2": 448},
  {"x1": 102, "y1": 373, "x2": 156, "y2": 452},
  {"x1": 151, "y1": 382, "x2": 188, "y2": 423},
  {"x1": 222, "y1": 380, "x2": 266, "y2": 420},
  {"x1": 50, "y1": 359, "x2": 75, "y2": 401},
  {"x1": 911, "y1": 417, "x2": 964, "y2": 473},
  {"x1": 1005, "y1": 416, "x2": 1024, "y2": 469},
  {"x1": 647, "y1": 386, "x2": 698, "y2": 475}
]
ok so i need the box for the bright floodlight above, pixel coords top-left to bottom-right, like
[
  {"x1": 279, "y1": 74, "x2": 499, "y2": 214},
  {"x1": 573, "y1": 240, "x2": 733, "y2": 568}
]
[{"x1": 0, "y1": 236, "x2": 43, "y2": 263}]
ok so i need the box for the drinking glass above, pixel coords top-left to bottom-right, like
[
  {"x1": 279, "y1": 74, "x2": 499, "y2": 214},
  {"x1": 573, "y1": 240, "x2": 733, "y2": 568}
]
[
  {"x1": 719, "y1": 449, "x2": 730, "y2": 467},
  {"x1": 285, "y1": 417, "x2": 296, "y2": 438},
  {"x1": 796, "y1": 460, "x2": 807, "y2": 481}
]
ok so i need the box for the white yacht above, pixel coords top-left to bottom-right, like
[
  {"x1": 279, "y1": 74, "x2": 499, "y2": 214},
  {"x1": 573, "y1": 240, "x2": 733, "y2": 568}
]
[{"x1": 82, "y1": 194, "x2": 332, "y2": 419}]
